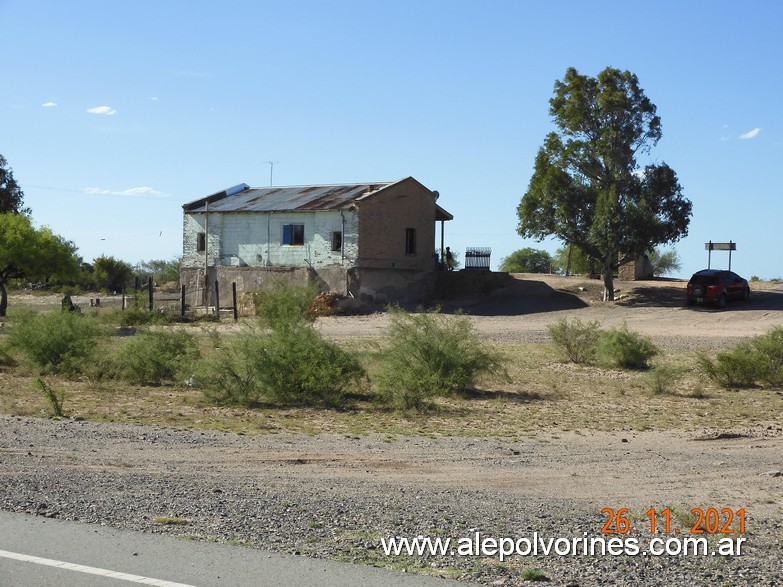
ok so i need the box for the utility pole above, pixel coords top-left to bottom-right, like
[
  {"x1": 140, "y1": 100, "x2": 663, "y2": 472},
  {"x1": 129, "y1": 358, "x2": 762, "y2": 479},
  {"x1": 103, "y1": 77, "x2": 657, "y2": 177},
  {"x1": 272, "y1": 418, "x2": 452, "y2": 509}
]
[{"x1": 265, "y1": 161, "x2": 279, "y2": 186}]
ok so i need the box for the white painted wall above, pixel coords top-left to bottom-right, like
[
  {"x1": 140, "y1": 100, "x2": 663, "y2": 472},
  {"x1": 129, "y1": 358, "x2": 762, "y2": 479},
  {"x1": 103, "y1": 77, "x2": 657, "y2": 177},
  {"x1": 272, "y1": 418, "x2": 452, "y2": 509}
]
[{"x1": 182, "y1": 209, "x2": 359, "y2": 269}]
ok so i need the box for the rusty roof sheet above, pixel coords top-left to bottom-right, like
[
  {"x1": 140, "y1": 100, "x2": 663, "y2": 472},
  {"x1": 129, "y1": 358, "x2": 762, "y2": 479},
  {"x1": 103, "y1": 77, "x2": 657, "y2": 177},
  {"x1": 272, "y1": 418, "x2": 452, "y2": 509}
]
[{"x1": 183, "y1": 182, "x2": 392, "y2": 213}]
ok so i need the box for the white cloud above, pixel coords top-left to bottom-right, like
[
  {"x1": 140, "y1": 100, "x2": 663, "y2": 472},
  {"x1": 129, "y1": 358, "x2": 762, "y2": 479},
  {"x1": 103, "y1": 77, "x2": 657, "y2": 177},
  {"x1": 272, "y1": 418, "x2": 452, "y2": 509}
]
[
  {"x1": 739, "y1": 128, "x2": 761, "y2": 139},
  {"x1": 87, "y1": 105, "x2": 117, "y2": 116},
  {"x1": 84, "y1": 186, "x2": 168, "y2": 198},
  {"x1": 41, "y1": 101, "x2": 58, "y2": 108},
  {"x1": 149, "y1": 96, "x2": 160, "y2": 102}
]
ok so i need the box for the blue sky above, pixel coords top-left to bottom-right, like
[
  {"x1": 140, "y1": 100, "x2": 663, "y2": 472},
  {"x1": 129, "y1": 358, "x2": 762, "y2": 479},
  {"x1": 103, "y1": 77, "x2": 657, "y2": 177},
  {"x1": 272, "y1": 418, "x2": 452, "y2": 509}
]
[{"x1": 1, "y1": 0, "x2": 781, "y2": 279}]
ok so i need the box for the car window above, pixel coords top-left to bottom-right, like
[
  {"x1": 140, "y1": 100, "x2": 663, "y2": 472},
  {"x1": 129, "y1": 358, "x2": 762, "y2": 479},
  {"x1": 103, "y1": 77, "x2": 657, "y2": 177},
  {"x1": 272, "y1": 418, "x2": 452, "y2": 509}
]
[{"x1": 690, "y1": 273, "x2": 718, "y2": 285}]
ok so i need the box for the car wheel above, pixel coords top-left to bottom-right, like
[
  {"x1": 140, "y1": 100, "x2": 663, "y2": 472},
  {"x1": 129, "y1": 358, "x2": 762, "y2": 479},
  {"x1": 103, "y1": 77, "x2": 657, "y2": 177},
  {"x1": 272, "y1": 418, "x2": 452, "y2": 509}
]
[
  {"x1": 743, "y1": 287, "x2": 751, "y2": 302},
  {"x1": 717, "y1": 293, "x2": 727, "y2": 309},
  {"x1": 687, "y1": 299, "x2": 696, "y2": 306}
]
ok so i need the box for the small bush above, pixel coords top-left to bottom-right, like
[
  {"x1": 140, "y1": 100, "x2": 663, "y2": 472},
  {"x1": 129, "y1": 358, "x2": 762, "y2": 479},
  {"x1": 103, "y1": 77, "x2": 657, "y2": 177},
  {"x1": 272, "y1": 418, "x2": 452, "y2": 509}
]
[
  {"x1": 597, "y1": 323, "x2": 658, "y2": 370},
  {"x1": 547, "y1": 318, "x2": 602, "y2": 364},
  {"x1": 195, "y1": 330, "x2": 263, "y2": 407},
  {"x1": 376, "y1": 307, "x2": 505, "y2": 411},
  {"x1": 521, "y1": 568, "x2": 549, "y2": 582},
  {"x1": 99, "y1": 329, "x2": 199, "y2": 385},
  {"x1": 197, "y1": 322, "x2": 365, "y2": 407},
  {"x1": 0, "y1": 347, "x2": 16, "y2": 369},
  {"x1": 748, "y1": 326, "x2": 783, "y2": 386},
  {"x1": 697, "y1": 346, "x2": 759, "y2": 388},
  {"x1": 645, "y1": 364, "x2": 684, "y2": 395},
  {"x1": 698, "y1": 327, "x2": 783, "y2": 388},
  {"x1": 117, "y1": 307, "x2": 173, "y2": 328},
  {"x1": 8, "y1": 310, "x2": 101, "y2": 375},
  {"x1": 36, "y1": 377, "x2": 65, "y2": 417},
  {"x1": 100, "y1": 294, "x2": 173, "y2": 327},
  {"x1": 253, "y1": 280, "x2": 320, "y2": 328}
]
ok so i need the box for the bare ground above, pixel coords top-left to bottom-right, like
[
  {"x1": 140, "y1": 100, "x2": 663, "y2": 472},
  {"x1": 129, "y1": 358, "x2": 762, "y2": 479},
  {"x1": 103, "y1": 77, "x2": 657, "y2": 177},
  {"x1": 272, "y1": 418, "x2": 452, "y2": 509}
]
[{"x1": 2, "y1": 276, "x2": 783, "y2": 585}]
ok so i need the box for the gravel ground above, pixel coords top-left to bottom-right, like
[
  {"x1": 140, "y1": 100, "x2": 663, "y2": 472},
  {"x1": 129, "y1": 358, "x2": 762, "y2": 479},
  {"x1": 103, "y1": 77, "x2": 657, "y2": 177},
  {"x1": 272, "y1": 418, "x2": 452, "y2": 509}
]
[
  {"x1": 1, "y1": 416, "x2": 782, "y2": 586},
  {"x1": 3, "y1": 278, "x2": 783, "y2": 585}
]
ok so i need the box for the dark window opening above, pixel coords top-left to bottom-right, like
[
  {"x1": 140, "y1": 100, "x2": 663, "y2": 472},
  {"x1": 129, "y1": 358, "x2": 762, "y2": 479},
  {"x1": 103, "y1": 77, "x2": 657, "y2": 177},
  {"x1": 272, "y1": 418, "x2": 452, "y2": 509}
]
[
  {"x1": 196, "y1": 232, "x2": 206, "y2": 252},
  {"x1": 331, "y1": 231, "x2": 342, "y2": 252},
  {"x1": 405, "y1": 228, "x2": 416, "y2": 255},
  {"x1": 282, "y1": 224, "x2": 305, "y2": 246}
]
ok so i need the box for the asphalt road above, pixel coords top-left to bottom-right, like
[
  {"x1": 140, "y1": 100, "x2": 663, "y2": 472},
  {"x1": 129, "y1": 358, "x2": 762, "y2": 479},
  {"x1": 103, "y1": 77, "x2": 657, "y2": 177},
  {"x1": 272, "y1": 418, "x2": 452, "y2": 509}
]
[{"x1": 0, "y1": 512, "x2": 471, "y2": 587}]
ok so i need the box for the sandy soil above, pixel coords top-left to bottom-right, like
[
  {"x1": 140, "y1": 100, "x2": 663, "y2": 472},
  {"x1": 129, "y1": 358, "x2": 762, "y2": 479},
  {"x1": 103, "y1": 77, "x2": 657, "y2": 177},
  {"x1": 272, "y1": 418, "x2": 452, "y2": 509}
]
[
  {"x1": 316, "y1": 275, "x2": 783, "y2": 347},
  {"x1": 3, "y1": 275, "x2": 783, "y2": 585}
]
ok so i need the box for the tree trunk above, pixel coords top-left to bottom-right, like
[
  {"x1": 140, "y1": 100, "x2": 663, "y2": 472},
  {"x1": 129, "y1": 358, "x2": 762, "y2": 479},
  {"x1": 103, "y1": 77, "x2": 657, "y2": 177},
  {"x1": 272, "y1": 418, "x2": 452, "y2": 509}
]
[
  {"x1": 601, "y1": 256, "x2": 615, "y2": 301},
  {"x1": 0, "y1": 280, "x2": 7, "y2": 317}
]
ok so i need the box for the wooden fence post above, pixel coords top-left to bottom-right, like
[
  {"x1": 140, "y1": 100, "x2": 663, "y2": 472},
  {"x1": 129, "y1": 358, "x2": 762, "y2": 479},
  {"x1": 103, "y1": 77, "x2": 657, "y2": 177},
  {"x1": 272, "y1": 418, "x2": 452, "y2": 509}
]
[
  {"x1": 214, "y1": 280, "x2": 220, "y2": 320},
  {"x1": 232, "y1": 282, "x2": 238, "y2": 321},
  {"x1": 147, "y1": 276, "x2": 153, "y2": 311},
  {"x1": 181, "y1": 284, "x2": 186, "y2": 317}
]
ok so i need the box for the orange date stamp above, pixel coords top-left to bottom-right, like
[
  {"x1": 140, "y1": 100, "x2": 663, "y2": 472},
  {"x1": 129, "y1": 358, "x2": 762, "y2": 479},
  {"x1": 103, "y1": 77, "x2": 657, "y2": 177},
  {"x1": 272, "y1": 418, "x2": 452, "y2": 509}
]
[{"x1": 600, "y1": 507, "x2": 746, "y2": 535}]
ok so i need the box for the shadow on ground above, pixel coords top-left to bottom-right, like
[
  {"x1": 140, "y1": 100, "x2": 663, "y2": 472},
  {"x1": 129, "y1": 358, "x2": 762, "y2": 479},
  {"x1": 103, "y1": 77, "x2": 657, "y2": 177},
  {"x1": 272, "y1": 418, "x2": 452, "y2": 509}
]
[{"x1": 434, "y1": 273, "x2": 588, "y2": 316}]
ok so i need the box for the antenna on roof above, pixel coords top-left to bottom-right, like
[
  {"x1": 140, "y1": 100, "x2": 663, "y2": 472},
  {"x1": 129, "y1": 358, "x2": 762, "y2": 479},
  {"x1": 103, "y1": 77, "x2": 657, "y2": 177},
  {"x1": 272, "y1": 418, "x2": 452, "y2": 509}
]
[{"x1": 265, "y1": 161, "x2": 279, "y2": 186}]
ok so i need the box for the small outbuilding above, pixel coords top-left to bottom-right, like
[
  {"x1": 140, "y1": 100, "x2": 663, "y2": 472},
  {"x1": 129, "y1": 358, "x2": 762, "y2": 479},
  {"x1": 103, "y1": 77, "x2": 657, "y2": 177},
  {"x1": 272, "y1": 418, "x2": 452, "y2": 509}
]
[{"x1": 180, "y1": 176, "x2": 452, "y2": 304}]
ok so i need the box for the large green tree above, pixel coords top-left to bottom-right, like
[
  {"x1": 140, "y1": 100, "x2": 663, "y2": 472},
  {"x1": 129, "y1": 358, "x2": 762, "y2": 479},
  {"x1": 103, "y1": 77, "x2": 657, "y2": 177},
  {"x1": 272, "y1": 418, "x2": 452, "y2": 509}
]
[
  {"x1": 0, "y1": 155, "x2": 30, "y2": 215},
  {"x1": 92, "y1": 255, "x2": 134, "y2": 292},
  {"x1": 517, "y1": 67, "x2": 692, "y2": 300},
  {"x1": 499, "y1": 248, "x2": 552, "y2": 273},
  {"x1": 0, "y1": 213, "x2": 80, "y2": 316},
  {"x1": 552, "y1": 243, "x2": 596, "y2": 276}
]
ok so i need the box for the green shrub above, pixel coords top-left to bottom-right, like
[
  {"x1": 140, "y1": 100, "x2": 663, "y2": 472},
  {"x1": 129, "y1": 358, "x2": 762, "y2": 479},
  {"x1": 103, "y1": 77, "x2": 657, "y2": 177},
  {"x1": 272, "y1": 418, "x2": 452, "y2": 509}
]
[
  {"x1": 195, "y1": 330, "x2": 263, "y2": 407},
  {"x1": 376, "y1": 307, "x2": 505, "y2": 411},
  {"x1": 107, "y1": 306, "x2": 173, "y2": 327},
  {"x1": 8, "y1": 310, "x2": 101, "y2": 375},
  {"x1": 698, "y1": 327, "x2": 783, "y2": 388},
  {"x1": 521, "y1": 569, "x2": 549, "y2": 582},
  {"x1": 547, "y1": 317, "x2": 602, "y2": 364},
  {"x1": 0, "y1": 346, "x2": 16, "y2": 369},
  {"x1": 253, "y1": 280, "x2": 320, "y2": 328},
  {"x1": 97, "y1": 292, "x2": 173, "y2": 327},
  {"x1": 644, "y1": 364, "x2": 684, "y2": 395},
  {"x1": 36, "y1": 377, "x2": 65, "y2": 417},
  {"x1": 748, "y1": 326, "x2": 783, "y2": 386},
  {"x1": 697, "y1": 345, "x2": 759, "y2": 388},
  {"x1": 197, "y1": 322, "x2": 365, "y2": 407},
  {"x1": 99, "y1": 329, "x2": 199, "y2": 385},
  {"x1": 597, "y1": 323, "x2": 658, "y2": 370}
]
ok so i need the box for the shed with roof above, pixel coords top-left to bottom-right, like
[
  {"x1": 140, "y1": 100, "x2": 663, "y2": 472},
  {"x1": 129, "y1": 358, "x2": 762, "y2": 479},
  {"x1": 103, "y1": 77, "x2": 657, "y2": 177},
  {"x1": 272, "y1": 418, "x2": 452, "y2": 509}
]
[{"x1": 181, "y1": 176, "x2": 452, "y2": 304}]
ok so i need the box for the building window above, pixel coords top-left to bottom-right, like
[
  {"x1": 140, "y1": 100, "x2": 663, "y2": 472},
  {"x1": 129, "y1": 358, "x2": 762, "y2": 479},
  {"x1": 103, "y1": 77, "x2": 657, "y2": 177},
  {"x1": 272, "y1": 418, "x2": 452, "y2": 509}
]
[
  {"x1": 405, "y1": 228, "x2": 416, "y2": 255},
  {"x1": 196, "y1": 232, "x2": 206, "y2": 252},
  {"x1": 282, "y1": 224, "x2": 305, "y2": 246},
  {"x1": 331, "y1": 231, "x2": 342, "y2": 252}
]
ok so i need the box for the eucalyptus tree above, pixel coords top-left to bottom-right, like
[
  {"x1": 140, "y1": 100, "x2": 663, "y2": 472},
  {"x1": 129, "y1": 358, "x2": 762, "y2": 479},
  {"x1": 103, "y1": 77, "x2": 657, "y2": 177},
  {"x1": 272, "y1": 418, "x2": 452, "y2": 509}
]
[{"x1": 517, "y1": 67, "x2": 692, "y2": 300}]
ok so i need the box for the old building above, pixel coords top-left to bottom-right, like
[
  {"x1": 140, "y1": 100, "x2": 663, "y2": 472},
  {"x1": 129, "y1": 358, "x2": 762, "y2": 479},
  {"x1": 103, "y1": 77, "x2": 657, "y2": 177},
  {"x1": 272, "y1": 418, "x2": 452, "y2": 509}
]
[{"x1": 180, "y1": 177, "x2": 452, "y2": 303}]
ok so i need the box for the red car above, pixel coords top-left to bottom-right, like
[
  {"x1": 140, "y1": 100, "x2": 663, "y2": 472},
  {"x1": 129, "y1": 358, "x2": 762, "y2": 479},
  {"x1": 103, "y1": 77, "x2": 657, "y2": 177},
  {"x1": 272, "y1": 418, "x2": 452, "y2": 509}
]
[{"x1": 686, "y1": 269, "x2": 750, "y2": 308}]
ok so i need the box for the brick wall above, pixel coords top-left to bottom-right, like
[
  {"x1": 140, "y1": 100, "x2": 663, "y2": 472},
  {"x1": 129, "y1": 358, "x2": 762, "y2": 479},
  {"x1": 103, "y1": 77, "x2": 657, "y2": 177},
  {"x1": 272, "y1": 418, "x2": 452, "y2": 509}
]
[{"x1": 356, "y1": 181, "x2": 437, "y2": 272}]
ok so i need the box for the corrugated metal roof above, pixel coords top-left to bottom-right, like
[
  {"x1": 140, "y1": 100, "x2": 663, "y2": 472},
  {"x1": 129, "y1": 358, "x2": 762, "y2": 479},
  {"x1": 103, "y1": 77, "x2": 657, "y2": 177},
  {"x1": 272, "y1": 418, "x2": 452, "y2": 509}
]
[
  {"x1": 182, "y1": 176, "x2": 453, "y2": 220},
  {"x1": 183, "y1": 182, "x2": 392, "y2": 213}
]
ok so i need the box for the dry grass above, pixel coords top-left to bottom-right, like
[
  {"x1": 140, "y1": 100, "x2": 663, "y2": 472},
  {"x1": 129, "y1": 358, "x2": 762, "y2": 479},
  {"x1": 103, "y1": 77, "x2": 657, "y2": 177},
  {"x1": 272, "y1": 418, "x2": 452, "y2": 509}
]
[{"x1": 1, "y1": 334, "x2": 780, "y2": 438}]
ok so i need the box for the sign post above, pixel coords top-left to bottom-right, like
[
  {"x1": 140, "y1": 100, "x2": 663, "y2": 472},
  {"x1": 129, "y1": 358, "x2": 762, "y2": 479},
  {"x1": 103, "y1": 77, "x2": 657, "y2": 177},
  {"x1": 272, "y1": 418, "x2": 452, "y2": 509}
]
[{"x1": 705, "y1": 241, "x2": 736, "y2": 270}]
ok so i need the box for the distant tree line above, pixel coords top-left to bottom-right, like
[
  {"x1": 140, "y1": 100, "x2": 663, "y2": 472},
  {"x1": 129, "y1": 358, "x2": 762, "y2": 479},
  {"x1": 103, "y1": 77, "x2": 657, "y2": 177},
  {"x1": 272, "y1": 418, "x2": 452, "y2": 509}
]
[
  {"x1": 499, "y1": 245, "x2": 681, "y2": 277},
  {"x1": 0, "y1": 153, "x2": 180, "y2": 316}
]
